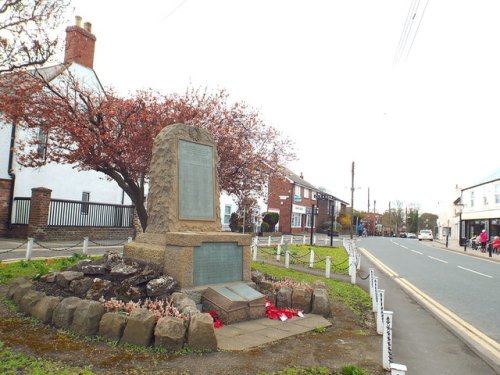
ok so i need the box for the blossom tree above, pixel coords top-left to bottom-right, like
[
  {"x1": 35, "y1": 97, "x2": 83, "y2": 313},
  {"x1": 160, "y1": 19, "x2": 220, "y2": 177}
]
[
  {"x1": 0, "y1": 72, "x2": 295, "y2": 231},
  {"x1": 0, "y1": 0, "x2": 70, "y2": 73}
]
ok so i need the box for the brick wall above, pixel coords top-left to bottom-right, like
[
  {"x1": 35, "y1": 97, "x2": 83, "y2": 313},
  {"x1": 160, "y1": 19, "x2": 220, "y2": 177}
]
[
  {"x1": 0, "y1": 179, "x2": 12, "y2": 237},
  {"x1": 4, "y1": 187, "x2": 136, "y2": 241}
]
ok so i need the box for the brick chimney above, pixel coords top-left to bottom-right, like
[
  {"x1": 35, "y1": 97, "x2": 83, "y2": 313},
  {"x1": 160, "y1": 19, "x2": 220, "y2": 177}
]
[{"x1": 64, "y1": 16, "x2": 96, "y2": 68}]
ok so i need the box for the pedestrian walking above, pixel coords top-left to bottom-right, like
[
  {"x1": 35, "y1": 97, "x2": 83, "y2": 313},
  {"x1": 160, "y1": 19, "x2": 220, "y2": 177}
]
[
  {"x1": 490, "y1": 236, "x2": 500, "y2": 256},
  {"x1": 479, "y1": 229, "x2": 488, "y2": 253}
]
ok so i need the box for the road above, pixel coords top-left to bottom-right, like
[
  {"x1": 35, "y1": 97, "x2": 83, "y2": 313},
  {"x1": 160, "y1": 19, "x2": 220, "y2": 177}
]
[{"x1": 358, "y1": 236, "x2": 500, "y2": 343}]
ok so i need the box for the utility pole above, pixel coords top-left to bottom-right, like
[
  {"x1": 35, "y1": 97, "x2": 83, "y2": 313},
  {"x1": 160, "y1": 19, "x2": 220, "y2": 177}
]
[{"x1": 350, "y1": 161, "x2": 355, "y2": 239}]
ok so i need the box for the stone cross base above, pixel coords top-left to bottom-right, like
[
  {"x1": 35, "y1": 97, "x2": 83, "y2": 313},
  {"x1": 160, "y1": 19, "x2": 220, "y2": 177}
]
[{"x1": 124, "y1": 232, "x2": 252, "y2": 289}]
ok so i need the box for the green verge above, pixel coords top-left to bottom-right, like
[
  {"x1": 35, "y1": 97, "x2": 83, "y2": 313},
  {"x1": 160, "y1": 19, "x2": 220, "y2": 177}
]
[
  {"x1": 256, "y1": 244, "x2": 350, "y2": 275},
  {"x1": 0, "y1": 254, "x2": 89, "y2": 285},
  {"x1": 0, "y1": 341, "x2": 94, "y2": 375},
  {"x1": 252, "y1": 262, "x2": 371, "y2": 324}
]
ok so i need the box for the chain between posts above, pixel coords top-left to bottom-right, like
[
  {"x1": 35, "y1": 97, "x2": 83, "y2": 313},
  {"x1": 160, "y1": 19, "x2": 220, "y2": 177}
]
[
  {"x1": 386, "y1": 315, "x2": 394, "y2": 364},
  {"x1": 33, "y1": 240, "x2": 84, "y2": 252},
  {"x1": 0, "y1": 240, "x2": 28, "y2": 254},
  {"x1": 88, "y1": 239, "x2": 128, "y2": 246}
]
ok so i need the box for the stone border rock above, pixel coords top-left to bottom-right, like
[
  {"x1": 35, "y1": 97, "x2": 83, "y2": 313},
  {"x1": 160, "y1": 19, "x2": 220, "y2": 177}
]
[
  {"x1": 6, "y1": 277, "x2": 217, "y2": 351},
  {"x1": 251, "y1": 270, "x2": 331, "y2": 317}
]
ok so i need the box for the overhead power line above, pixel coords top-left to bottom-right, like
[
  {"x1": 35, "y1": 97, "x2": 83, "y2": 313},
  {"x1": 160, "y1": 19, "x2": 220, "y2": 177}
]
[{"x1": 393, "y1": 0, "x2": 430, "y2": 64}]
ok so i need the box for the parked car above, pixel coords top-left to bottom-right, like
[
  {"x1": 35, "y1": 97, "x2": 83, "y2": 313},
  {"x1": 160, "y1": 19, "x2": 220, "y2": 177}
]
[
  {"x1": 407, "y1": 232, "x2": 417, "y2": 239},
  {"x1": 418, "y1": 229, "x2": 433, "y2": 241},
  {"x1": 399, "y1": 232, "x2": 407, "y2": 238}
]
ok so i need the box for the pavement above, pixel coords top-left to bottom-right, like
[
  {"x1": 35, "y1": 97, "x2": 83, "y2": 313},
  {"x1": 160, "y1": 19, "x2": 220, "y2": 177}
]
[{"x1": 215, "y1": 314, "x2": 332, "y2": 351}]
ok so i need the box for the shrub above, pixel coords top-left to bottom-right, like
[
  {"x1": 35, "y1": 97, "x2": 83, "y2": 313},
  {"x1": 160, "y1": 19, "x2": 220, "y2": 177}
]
[{"x1": 263, "y1": 212, "x2": 280, "y2": 232}]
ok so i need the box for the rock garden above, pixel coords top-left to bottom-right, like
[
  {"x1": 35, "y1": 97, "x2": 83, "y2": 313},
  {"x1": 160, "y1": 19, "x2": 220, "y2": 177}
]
[{"x1": 5, "y1": 252, "x2": 334, "y2": 353}]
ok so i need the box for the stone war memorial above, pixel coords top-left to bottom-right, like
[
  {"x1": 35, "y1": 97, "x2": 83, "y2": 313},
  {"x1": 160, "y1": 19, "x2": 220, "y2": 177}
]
[{"x1": 124, "y1": 123, "x2": 265, "y2": 323}]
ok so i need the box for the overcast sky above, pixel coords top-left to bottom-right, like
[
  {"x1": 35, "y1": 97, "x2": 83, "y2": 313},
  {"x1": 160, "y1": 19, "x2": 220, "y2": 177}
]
[{"x1": 61, "y1": 0, "x2": 500, "y2": 214}]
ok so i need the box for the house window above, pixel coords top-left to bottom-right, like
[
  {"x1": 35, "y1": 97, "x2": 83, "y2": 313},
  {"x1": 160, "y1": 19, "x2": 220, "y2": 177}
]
[
  {"x1": 81, "y1": 192, "x2": 90, "y2": 215},
  {"x1": 470, "y1": 191, "x2": 475, "y2": 208},
  {"x1": 495, "y1": 184, "x2": 500, "y2": 204},
  {"x1": 291, "y1": 213, "x2": 302, "y2": 228},
  {"x1": 304, "y1": 189, "x2": 309, "y2": 198},
  {"x1": 312, "y1": 191, "x2": 316, "y2": 200},
  {"x1": 37, "y1": 128, "x2": 48, "y2": 161},
  {"x1": 294, "y1": 185, "x2": 301, "y2": 196},
  {"x1": 223, "y1": 205, "x2": 231, "y2": 225},
  {"x1": 305, "y1": 213, "x2": 315, "y2": 228}
]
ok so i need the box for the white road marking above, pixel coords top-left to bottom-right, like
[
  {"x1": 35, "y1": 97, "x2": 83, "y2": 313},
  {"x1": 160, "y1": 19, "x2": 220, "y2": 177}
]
[
  {"x1": 400, "y1": 245, "x2": 408, "y2": 249},
  {"x1": 457, "y1": 266, "x2": 493, "y2": 279},
  {"x1": 428, "y1": 256, "x2": 448, "y2": 264},
  {"x1": 411, "y1": 250, "x2": 423, "y2": 255}
]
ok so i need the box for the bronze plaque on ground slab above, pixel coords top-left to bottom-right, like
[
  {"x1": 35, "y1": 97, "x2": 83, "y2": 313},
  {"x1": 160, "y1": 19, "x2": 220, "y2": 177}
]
[{"x1": 201, "y1": 283, "x2": 266, "y2": 324}]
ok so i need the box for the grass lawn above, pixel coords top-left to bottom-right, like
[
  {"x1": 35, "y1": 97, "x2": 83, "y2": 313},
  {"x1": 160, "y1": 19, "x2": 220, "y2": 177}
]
[{"x1": 255, "y1": 244, "x2": 350, "y2": 276}]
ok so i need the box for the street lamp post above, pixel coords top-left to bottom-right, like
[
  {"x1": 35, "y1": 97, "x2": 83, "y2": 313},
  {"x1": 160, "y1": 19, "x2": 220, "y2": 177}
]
[{"x1": 456, "y1": 203, "x2": 465, "y2": 251}]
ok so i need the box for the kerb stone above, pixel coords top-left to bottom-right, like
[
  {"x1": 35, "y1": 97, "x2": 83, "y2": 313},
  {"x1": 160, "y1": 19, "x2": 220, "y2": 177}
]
[{"x1": 52, "y1": 296, "x2": 81, "y2": 328}]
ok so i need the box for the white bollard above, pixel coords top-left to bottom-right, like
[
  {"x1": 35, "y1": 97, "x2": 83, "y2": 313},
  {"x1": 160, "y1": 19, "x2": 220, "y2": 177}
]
[
  {"x1": 376, "y1": 289, "x2": 385, "y2": 335},
  {"x1": 252, "y1": 245, "x2": 257, "y2": 261},
  {"x1": 268, "y1": 236, "x2": 272, "y2": 246},
  {"x1": 383, "y1": 311, "x2": 394, "y2": 371},
  {"x1": 369, "y1": 268, "x2": 375, "y2": 299},
  {"x1": 127, "y1": 236, "x2": 133, "y2": 243},
  {"x1": 83, "y1": 237, "x2": 89, "y2": 255},
  {"x1": 280, "y1": 236, "x2": 284, "y2": 245},
  {"x1": 276, "y1": 244, "x2": 281, "y2": 261},
  {"x1": 372, "y1": 277, "x2": 379, "y2": 313},
  {"x1": 356, "y1": 252, "x2": 361, "y2": 270},
  {"x1": 302, "y1": 235, "x2": 306, "y2": 245},
  {"x1": 309, "y1": 249, "x2": 315, "y2": 268},
  {"x1": 390, "y1": 363, "x2": 407, "y2": 375},
  {"x1": 350, "y1": 257, "x2": 356, "y2": 284},
  {"x1": 25, "y1": 237, "x2": 34, "y2": 261},
  {"x1": 285, "y1": 251, "x2": 290, "y2": 268},
  {"x1": 325, "y1": 256, "x2": 331, "y2": 278},
  {"x1": 290, "y1": 236, "x2": 294, "y2": 244},
  {"x1": 313, "y1": 235, "x2": 316, "y2": 245}
]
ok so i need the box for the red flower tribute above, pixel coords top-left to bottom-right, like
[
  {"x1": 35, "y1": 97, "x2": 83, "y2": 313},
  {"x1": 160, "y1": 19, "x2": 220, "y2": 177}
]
[
  {"x1": 209, "y1": 311, "x2": 224, "y2": 329},
  {"x1": 265, "y1": 299, "x2": 303, "y2": 321}
]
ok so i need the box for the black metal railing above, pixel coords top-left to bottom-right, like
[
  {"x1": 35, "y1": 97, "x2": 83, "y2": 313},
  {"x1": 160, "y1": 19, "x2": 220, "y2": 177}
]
[
  {"x1": 12, "y1": 197, "x2": 31, "y2": 224},
  {"x1": 48, "y1": 199, "x2": 134, "y2": 228}
]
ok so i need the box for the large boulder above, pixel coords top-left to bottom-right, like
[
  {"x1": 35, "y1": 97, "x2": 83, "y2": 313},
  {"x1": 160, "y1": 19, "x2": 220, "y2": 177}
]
[
  {"x1": 71, "y1": 299, "x2": 105, "y2": 336},
  {"x1": 187, "y1": 313, "x2": 217, "y2": 351},
  {"x1": 99, "y1": 312, "x2": 128, "y2": 341},
  {"x1": 81, "y1": 264, "x2": 107, "y2": 275},
  {"x1": 56, "y1": 271, "x2": 84, "y2": 289},
  {"x1": 52, "y1": 296, "x2": 83, "y2": 329},
  {"x1": 146, "y1": 276, "x2": 177, "y2": 298},
  {"x1": 69, "y1": 277, "x2": 94, "y2": 296},
  {"x1": 86, "y1": 278, "x2": 112, "y2": 300},
  {"x1": 32, "y1": 296, "x2": 62, "y2": 323},
  {"x1": 291, "y1": 287, "x2": 312, "y2": 313},
  {"x1": 276, "y1": 286, "x2": 292, "y2": 309},
  {"x1": 19, "y1": 290, "x2": 45, "y2": 315},
  {"x1": 121, "y1": 308, "x2": 156, "y2": 347},
  {"x1": 8, "y1": 279, "x2": 33, "y2": 302},
  {"x1": 110, "y1": 264, "x2": 138, "y2": 278},
  {"x1": 312, "y1": 288, "x2": 330, "y2": 316},
  {"x1": 154, "y1": 316, "x2": 186, "y2": 350},
  {"x1": 127, "y1": 264, "x2": 162, "y2": 286}
]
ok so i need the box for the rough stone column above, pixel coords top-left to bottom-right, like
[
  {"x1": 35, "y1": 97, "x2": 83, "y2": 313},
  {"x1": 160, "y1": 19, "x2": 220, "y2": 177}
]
[
  {"x1": 28, "y1": 187, "x2": 52, "y2": 240},
  {"x1": 0, "y1": 179, "x2": 12, "y2": 236}
]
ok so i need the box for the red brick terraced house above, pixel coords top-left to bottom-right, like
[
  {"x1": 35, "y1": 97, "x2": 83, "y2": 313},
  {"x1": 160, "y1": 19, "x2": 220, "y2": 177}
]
[{"x1": 266, "y1": 170, "x2": 322, "y2": 234}]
